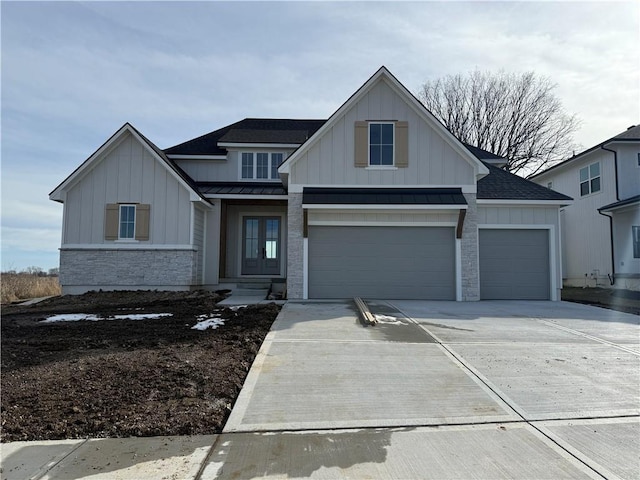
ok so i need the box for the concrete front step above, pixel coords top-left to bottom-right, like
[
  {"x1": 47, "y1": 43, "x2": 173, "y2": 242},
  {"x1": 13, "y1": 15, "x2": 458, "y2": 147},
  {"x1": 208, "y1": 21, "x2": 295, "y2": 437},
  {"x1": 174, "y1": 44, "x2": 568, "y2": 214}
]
[{"x1": 232, "y1": 288, "x2": 269, "y2": 297}]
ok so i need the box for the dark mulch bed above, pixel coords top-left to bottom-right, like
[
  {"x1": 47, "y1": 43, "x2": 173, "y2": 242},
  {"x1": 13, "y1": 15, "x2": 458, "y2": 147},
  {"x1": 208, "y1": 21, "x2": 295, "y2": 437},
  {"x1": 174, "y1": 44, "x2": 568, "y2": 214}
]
[{"x1": 1, "y1": 290, "x2": 280, "y2": 442}]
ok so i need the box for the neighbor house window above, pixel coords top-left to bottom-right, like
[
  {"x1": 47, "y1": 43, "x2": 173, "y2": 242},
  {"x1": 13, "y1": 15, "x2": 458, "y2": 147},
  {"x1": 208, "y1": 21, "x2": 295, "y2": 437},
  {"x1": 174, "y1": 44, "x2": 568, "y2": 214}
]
[
  {"x1": 119, "y1": 205, "x2": 136, "y2": 239},
  {"x1": 369, "y1": 123, "x2": 394, "y2": 166},
  {"x1": 240, "y1": 152, "x2": 282, "y2": 180},
  {"x1": 579, "y1": 162, "x2": 600, "y2": 196},
  {"x1": 633, "y1": 226, "x2": 640, "y2": 258}
]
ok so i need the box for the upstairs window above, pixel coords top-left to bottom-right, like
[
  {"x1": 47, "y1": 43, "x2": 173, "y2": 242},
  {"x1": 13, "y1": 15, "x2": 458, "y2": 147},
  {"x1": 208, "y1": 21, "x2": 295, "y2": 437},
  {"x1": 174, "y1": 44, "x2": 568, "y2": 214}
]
[
  {"x1": 241, "y1": 152, "x2": 282, "y2": 180},
  {"x1": 579, "y1": 162, "x2": 600, "y2": 196},
  {"x1": 119, "y1": 205, "x2": 136, "y2": 239},
  {"x1": 369, "y1": 123, "x2": 394, "y2": 166}
]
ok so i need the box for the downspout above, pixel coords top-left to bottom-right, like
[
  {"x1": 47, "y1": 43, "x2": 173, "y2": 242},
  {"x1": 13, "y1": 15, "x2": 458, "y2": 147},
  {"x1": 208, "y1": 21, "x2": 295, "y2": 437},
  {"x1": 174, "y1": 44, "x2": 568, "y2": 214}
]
[
  {"x1": 597, "y1": 209, "x2": 615, "y2": 285},
  {"x1": 599, "y1": 145, "x2": 618, "y2": 285}
]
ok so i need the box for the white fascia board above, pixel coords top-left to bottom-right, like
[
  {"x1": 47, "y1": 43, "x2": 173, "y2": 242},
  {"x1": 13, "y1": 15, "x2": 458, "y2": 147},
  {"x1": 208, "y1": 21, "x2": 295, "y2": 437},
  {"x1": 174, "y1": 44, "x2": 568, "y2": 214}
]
[
  {"x1": 204, "y1": 194, "x2": 289, "y2": 200},
  {"x1": 49, "y1": 124, "x2": 133, "y2": 201},
  {"x1": 303, "y1": 204, "x2": 467, "y2": 210},
  {"x1": 167, "y1": 154, "x2": 227, "y2": 160},
  {"x1": 218, "y1": 142, "x2": 301, "y2": 149},
  {"x1": 477, "y1": 199, "x2": 573, "y2": 206},
  {"x1": 279, "y1": 67, "x2": 489, "y2": 177},
  {"x1": 289, "y1": 184, "x2": 477, "y2": 194}
]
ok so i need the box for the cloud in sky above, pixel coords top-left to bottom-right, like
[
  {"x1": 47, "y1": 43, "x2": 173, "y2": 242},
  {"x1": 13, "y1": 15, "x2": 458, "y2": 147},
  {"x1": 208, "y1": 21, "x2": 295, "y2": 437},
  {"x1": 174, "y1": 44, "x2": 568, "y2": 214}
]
[{"x1": 1, "y1": 1, "x2": 639, "y2": 271}]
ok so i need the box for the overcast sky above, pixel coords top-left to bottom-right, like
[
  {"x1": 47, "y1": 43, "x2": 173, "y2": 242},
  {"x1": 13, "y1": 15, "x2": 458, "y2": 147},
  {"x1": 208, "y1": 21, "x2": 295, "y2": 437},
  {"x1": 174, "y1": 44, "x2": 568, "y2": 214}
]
[{"x1": 1, "y1": 1, "x2": 639, "y2": 272}]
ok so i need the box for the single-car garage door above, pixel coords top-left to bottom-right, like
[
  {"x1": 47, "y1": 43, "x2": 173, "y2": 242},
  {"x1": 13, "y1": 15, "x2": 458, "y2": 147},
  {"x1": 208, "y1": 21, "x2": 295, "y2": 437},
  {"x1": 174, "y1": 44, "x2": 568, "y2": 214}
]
[
  {"x1": 308, "y1": 226, "x2": 455, "y2": 299},
  {"x1": 479, "y1": 229, "x2": 550, "y2": 300}
]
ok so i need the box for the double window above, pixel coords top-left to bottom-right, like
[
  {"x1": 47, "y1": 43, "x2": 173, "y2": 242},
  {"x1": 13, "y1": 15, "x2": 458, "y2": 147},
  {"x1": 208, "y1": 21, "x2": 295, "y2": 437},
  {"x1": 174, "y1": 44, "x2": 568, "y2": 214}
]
[
  {"x1": 241, "y1": 152, "x2": 283, "y2": 180},
  {"x1": 579, "y1": 162, "x2": 601, "y2": 196}
]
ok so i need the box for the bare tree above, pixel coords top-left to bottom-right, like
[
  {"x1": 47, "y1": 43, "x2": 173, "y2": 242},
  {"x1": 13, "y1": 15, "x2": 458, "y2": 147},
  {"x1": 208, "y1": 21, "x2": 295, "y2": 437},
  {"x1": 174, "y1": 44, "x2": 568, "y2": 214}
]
[{"x1": 418, "y1": 70, "x2": 580, "y2": 176}]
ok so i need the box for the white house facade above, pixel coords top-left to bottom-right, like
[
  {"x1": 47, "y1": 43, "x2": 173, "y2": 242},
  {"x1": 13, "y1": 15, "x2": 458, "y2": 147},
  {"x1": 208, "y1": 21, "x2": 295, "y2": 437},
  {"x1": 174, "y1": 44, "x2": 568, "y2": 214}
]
[
  {"x1": 531, "y1": 126, "x2": 640, "y2": 290},
  {"x1": 50, "y1": 67, "x2": 572, "y2": 300}
]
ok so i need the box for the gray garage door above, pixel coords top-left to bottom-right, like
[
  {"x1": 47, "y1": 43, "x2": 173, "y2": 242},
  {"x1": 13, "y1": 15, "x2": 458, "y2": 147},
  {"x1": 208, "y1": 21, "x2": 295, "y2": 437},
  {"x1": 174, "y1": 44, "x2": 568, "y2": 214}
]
[
  {"x1": 308, "y1": 226, "x2": 455, "y2": 299},
  {"x1": 479, "y1": 229, "x2": 550, "y2": 300}
]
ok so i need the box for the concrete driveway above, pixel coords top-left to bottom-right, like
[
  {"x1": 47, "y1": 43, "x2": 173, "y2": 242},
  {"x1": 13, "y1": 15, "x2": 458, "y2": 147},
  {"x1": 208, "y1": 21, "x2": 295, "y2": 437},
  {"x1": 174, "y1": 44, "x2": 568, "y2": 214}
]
[{"x1": 205, "y1": 300, "x2": 639, "y2": 479}]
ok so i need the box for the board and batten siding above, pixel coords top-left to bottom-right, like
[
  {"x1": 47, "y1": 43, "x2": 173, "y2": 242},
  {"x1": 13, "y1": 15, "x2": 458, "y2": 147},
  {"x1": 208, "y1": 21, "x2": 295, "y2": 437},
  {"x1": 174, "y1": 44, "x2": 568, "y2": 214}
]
[
  {"x1": 193, "y1": 206, "x2": 206, "y2": 284},
  {"x1": 615, "y1": 143, "x2": 640, "y2": 201},
  {"x1": 289, "y1": 79, "x2": 475, "y2": 187},
  {"x1": 63, "y1": 132, "x2": 192, "y2": 245}
]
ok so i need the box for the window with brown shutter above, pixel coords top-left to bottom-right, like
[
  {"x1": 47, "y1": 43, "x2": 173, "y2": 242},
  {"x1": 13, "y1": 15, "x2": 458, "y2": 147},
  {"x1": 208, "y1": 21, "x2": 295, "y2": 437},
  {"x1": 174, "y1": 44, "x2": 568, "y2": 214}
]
[
  {"x1": 104, "y1": 204, "x2": 151, "y2": 241},
  {"x1": 354, "y1": 120, "x2": 409, "y2": 168},
  {"x1": 354, "y1": 121, "x2": 368, "y2": 167}
]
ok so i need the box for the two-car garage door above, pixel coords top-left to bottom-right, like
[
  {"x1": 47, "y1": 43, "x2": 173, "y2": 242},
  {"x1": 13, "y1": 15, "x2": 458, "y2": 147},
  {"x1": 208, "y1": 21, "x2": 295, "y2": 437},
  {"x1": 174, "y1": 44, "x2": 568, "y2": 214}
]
[{"x1": 308, "y1": 226, "x2": 455, "y2": 299}]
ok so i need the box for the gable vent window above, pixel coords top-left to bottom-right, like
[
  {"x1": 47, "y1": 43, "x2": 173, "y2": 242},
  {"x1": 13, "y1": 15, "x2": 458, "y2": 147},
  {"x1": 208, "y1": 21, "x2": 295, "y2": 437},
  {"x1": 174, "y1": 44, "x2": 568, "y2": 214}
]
[
  {"x1": 579, "y1": 162, "x2": 600, "y2": 196},
  {"x1": 241, "y1": 152, "x2": 282, "y2": 180},
  {"x1": 105, "y1": 203, "x2": 150, "y2": 241}
]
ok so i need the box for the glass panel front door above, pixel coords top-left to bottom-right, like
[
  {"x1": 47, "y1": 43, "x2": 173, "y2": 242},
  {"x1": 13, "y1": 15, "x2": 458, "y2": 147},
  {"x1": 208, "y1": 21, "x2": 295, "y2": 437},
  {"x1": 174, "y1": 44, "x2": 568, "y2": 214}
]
[{"x1": 242, "y1": 217, "x2": 280, "y2": 275}]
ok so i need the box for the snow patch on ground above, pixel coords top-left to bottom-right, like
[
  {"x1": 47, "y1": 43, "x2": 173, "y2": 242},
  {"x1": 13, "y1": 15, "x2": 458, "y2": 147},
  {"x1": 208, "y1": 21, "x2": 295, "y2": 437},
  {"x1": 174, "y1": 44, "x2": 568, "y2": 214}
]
[
  {"x1": 192, "y1": 315, "x2": 225, "y2": 331},
  {"x1": 228, "y1": 305, "x2": 247, "y2": 311},
  {"x1": 41, "y1": 313, "x2": 173, "y2": 323},
  {"x1": 373, "y1": 314, "x2": 407, "y2": 325}
]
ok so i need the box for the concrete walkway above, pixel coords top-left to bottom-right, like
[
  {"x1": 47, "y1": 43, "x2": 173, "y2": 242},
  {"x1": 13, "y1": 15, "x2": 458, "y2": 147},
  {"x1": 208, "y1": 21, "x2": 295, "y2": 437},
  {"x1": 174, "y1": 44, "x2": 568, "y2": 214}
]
[{"x1": 2, "y1": 300, "x2": 639, "y2": 479}]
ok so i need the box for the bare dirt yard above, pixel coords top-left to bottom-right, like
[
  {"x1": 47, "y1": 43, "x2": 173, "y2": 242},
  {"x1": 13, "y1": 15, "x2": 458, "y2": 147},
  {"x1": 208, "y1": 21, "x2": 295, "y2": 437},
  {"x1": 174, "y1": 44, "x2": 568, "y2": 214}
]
[
  {"x1": 562, "y1": 286, "x2": 640, "y2": 316},
  {"x1": 1, "y1": 291, "x2": 280, "y2": 442}
]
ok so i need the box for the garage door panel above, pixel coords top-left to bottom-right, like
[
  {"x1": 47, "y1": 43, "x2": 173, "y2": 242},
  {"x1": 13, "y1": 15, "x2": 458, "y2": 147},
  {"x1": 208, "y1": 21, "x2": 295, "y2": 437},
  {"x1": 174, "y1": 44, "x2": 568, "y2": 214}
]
[
  {"x1": 480, "y1": 229, "x2": 550, "y2": 300},
  {"x1": 309, "y1": 226, "x2": 455, "y2": 299}
]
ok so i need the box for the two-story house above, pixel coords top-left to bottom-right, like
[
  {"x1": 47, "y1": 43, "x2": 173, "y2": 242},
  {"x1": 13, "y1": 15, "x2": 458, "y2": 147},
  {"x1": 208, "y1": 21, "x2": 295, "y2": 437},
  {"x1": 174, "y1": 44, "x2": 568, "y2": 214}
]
[
  {"x1": 50, "y1": 67, "x2": 572, "y2": 300},
  {"x1": 531, "y1": 126, "x2": 640, "y2": 290}
]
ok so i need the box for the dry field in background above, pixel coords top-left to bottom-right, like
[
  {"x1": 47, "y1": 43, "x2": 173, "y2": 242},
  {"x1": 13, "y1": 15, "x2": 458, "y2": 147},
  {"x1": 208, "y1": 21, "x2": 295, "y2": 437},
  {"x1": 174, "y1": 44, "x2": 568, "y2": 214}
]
[{"x1": 1, "y1": 273, "x2": 61, "y2": 304}]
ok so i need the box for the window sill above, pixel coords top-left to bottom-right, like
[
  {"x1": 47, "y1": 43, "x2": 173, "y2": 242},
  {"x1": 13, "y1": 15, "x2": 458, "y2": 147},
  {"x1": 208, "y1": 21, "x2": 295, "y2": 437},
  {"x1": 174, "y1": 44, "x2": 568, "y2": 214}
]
[
  {"x1": 366, "y1": 166, "x2": 398, "y2": 171},
  {"x1": 115, "y1": 239, "x2": 139, "y2": 243}
]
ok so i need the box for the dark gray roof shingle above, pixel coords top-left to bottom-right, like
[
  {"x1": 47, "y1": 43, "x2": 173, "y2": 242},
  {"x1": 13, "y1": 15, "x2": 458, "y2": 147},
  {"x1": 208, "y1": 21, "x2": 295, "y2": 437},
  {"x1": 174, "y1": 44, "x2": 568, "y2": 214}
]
[
  {"x1": 478, "y1": 162, "x2": 572, "y2": 201},
  {"x1": 196, "y1": 182, "x2": 287, "y2": 196},
  {"x1": 164, "y1": 119, "x2": 325, "y2": 155}
]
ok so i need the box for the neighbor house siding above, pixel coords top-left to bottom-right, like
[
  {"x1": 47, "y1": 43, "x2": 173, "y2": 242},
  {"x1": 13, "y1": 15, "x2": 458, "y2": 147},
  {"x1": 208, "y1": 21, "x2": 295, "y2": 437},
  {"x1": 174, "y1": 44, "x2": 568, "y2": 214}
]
[
  {"x1": 289, "y1": 79, "x2": 475, "y2": 187},
  {"x1": 62, "y1": 132, "x2": 192, "y2": 245},
  {"x1": 614, "y1": 143, "x2": 640, "y2": 200},
  {"x1": 532, "y1": 150, "x2": 618, "y2": 285}
]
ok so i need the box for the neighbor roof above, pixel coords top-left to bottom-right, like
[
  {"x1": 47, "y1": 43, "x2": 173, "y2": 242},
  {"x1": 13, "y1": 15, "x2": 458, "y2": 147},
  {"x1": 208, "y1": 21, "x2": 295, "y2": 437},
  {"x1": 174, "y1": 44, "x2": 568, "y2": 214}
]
[
  {"x1": 530, "y1": 125, "x2": 640, "y2": 180},
  {"x1": 164, "y1": 119, "x2": 325, "y2": 155},
  {"x1": 478, "y1": 162, "x2": 573, "y2": 201}
]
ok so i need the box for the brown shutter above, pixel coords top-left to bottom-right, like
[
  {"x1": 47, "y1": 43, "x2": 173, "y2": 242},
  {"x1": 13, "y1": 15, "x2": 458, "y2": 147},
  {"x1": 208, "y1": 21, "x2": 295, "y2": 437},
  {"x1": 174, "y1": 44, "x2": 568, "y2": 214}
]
[
  {"x1": 354, "y1": 121, "x2": 368, "y2": 167},
  {"x1": 395, "y1": 121, "x2": 409, "y2": 168},
  {"x1": 105, "y1": 204, "x2": 119, "y2": 240},
  {"x1": 135, "y1": 204, "x2": 150, "y2": 241}
]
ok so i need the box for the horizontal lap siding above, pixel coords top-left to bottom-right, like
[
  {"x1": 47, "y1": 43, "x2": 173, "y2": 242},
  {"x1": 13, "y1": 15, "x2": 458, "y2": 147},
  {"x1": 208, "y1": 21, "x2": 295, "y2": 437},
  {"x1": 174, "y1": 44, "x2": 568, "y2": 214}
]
[{"x1": 308, "y1": 226, "x2": 455, "y2": 300}]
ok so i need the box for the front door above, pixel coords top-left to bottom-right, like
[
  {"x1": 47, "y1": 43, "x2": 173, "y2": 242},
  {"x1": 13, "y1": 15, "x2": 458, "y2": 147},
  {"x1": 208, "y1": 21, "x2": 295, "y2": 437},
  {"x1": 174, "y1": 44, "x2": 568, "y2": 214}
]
[{"x1": 242, "y1": 217, "x2": 281, "y2": 275}]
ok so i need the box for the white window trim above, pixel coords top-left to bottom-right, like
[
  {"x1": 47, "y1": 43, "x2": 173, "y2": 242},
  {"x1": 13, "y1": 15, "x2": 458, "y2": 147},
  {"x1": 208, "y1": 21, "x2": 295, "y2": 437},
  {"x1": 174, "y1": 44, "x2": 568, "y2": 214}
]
[
  {"x1": 579, "y1": 162, "x2": 601, "y2": 197},
  {"x1": 239, "y1": 152, "x2": 284, "y2": 181},
  {"x1": 118, "y1": 204, "x2": 136, "y2": 240},
  {"x1": 368, "y1": 122, "x2": 395, "y2": 167}
]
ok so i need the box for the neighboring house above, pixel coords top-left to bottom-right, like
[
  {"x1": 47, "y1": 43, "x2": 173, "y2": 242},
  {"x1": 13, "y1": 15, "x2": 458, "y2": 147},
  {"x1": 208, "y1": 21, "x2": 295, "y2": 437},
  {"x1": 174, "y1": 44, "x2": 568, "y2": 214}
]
[
  {"x1": 50, "y1": 67, "x2": 572, "y2": 300},
  {"x1": 531, "y1": 126, "x2": 640, "y2": 291}
]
